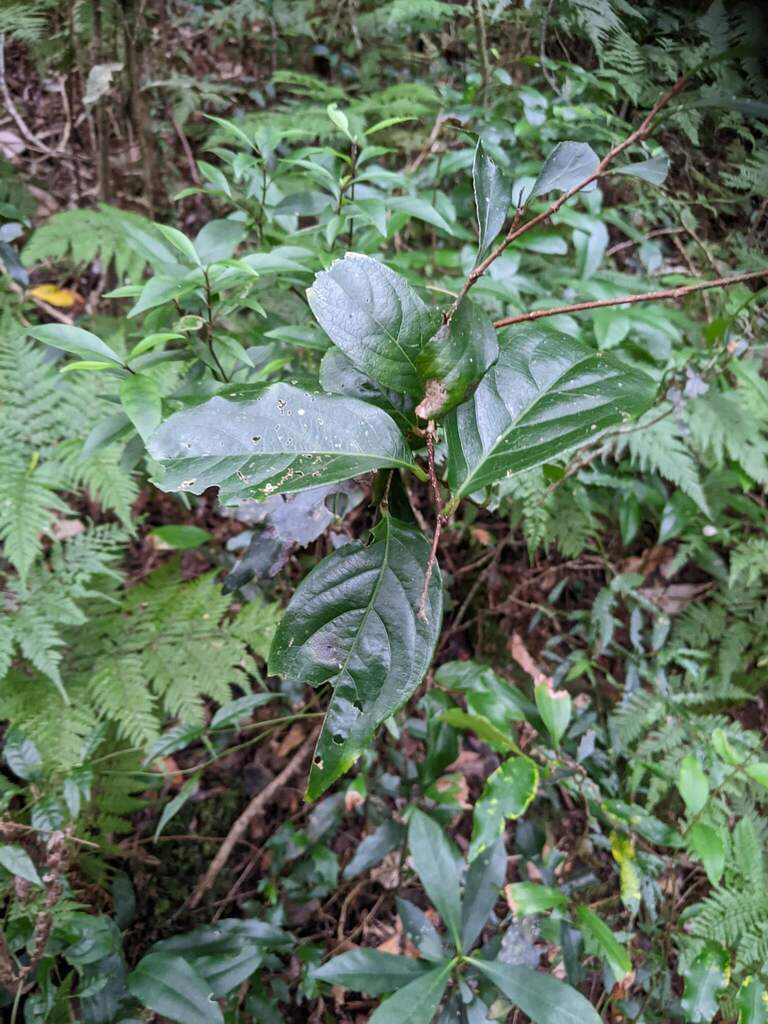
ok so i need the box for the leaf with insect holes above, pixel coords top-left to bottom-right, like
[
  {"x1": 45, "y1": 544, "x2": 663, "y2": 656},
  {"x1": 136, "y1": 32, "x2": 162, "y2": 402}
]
[
  {"x1": 268, "y1": 517, "x2": 442, "y2": 799},
  {"x1": 445, "y1": 322, "x2": 656, "y2": 501},
  {"x1": 473, "y1": 140, "x2": 510, "y2": 259},
  {"x1": 147, "y1": 383, "x2": 420, "y2": 504},
  {"x1": 307, "y1": 253, "x2": 440, "y2": 397},
  {"x1": 415, "y1": 299, "x2": 499, "y2": 420}
]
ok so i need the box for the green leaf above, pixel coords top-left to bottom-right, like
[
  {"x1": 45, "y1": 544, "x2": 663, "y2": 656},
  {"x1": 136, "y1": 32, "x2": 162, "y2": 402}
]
[
  {"x1": 147, "y1": 383, "x2": 420, "y2": 505},
  {"x1": 470, "y1": 756, "x2": 538, "y2": 861},
  {"x1": 153, "y1": 775, "x2": 199, "y2": 841},
  {"x1": 445, "y1": 323, "x2": 656, "y2": 501},
  {"x1": 319, "y1": 348, "x2": 416, "y2": 433},
  {"x1": 0, "y1": 844, "x2": 43, "y2": 886},
  {"x1": 680, "y1": 942, "x2": 729, "y2": 1023},
  {"x1": 534, "y1": 682, "x2": 571, "y2": 748},
  {"x1": 439, "y1": 709, "x2": 520, "y2": 755},
  {"x1": 307, "y1": 253, "x2": 440, "y2": 396},
  {"x1": 711, "y1": 728, "x2": 740, "y2": 766},
  {"x1": 461, "y1": 838, "x2": 506, "y2": 952},
  {"x1": 397, "y1": 897, "x2": 445, "y2": 961},
  {"x1": 506, "y1": 882, "x2": 568, "y2": 915},
  {"x1": 128, "y1": 332, "x2": 184, "y2": 360},
  {"x1": 120, "y1": 373, "x2": 162, "y2": 441},
  {"x1": 387, "y1": 195, "x2": 454, "y2": 235},
  {"x1": 59, "y1": 360, "x2": 116, "y2": 373},
  {"x1": 745, "y1": 762, "x2": 768, "y2": 789},
  {"x1": 314, "y1": 949, "x2": 432, "y2": 996},
  {"x1": 28, "y1": 324, "x2": 124, "y2": 366},
  {"x1": 473, "y1": 140, "x2": 510, "y2": 258},
  {"x1": 414, "y1": 299, "x2": 499, "y2": 420},
  {"x1": 574, "y1": 906, "x2": 631, "y2": 982},
  {"x1": 150, "y1": 525, "x2": 212, "y2": 549},
  {"x1": 269, "y1": 517, "x2": 443, "y2": 799},
  {"x1": 127, "y1": 952, "x2": 224, "y2": 1024},
  {"x1": 469, "y1": 957, "x2": 602, "y2": 1024},
  {"x1": 155, "y1": 224, "x2": 201, "y2": 265},
  {"x1": 678, "y1": 755, "x2": 710, "y2": 816},
  {"x1": 738, "y1": 977, "x2": 767, "y2": 1024},
  {"x1": 688, "y1": 822, "x2": 725, "y2": 885},
  {"x1": 613, "y1": 154, "x2": 670, "y2": 186},
  {"x1": 409, "y1": 809, "x2": 463, "y2": 951},
  {"x1": 327, "y1": 102, "x2": 353, "y2": 139},
  {"x1": 194, "y1": 219, "x2": 245, "y2": 263},
  {"x1": 531, "y1": 141, "x2": 599, "y2": 198},
  {"x1": 369, "y1": 962, "x2": 453, "y2": 1024},
  {"x1": 210, "y1": 692, "x2": 282, "y2": 729}
]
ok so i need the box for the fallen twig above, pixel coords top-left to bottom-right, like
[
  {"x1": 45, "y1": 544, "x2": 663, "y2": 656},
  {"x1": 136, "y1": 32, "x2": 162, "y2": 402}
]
[{"x1": 188, "y1": 728, "x2": 319, "y2": 909}]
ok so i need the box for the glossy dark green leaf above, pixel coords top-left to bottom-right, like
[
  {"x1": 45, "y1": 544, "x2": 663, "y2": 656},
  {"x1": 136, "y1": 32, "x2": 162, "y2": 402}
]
[
  {"x1": 409, "y1": 809, "x2": 463, "y2": 950},
  {"x1": 470, "y1": 757, "x2": 538, "y2": 861},
  {"x1": 147, "y1": 383, "x2": 419, "y2": 505},
  {"x1": 415, "y1": 299, "x2": 499, "y2": 420},
  {"x1": 369, "y1": 961, "x2": 453, "y2": 1024},
  {"x1": 613, "y1": 154, "x2": 670, "y2": 186},
  {"x1": 307, "y1": 253, "x2": 440, "y2": 396},
  {"x1": 314, "y1": 949, "x2": 433, "y2": 996},
  {"x1": 531, "y1": 141, "x2": 599, "y2": 198},
  {"x1": 397, "y1": 897, "x2": 446, "y2": 961},
  {"x1": 269, "y1": 517, "x2": 442, "y2": 799},
  {"x1": 319, "y1": 347, "x2": 416, "y2": 432},
  {"x1": 440, "y1": 709, "x2": 520, "y2": 755},
  {"x1": 445, "y1": 323, "x2": 657, "y2": 502},
  {"x1": 680, "y1": 942, "x2": 729, "y2": 1023},
  {"x1": 153, "y1": 920, "x2": 290, "y2": 998},
  {"x1": 461, "y1": 838, "x2": 506, "y2": 952},
  {"x1": 469, "y1": 958, "x2": 602, "y2": 1024},
  {"x1": 574, "y1": 906, "x2": 631, "y2": 982},
  {"x1": 127, "y1": 952, "x2": 223, "y2": 1024},
  {"x1": 473, "y1": 140, "x2": 510, "y2": 259}
]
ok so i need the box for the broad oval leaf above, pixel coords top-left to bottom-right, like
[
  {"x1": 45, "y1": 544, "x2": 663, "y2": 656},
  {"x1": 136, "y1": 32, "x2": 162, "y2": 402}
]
[
  {"x1": 28, "y1": 324, "x2": 124, "y2": 366},
  {"x1": 269, "y1": 517, "x2": 443, "y2": 799},
  {"x1": 307, "y1": 253, "x2": 440, "y2": 396},
  {"x1": 319, "y1": 348, "x2": 416, "y2": 432},
  {"x1": 120, "y1": 373, "x2": 162, "y2": 441},
  {"x1": 688, "y1": 821, "x2": 725, "y2": 885},
  {"x1": 0, "y1": 843, "x2": 43, "y2": 886},
  {"x1": 614, "y1": 153, "x2": 670, "y2": 186},
  {"x1": 313, "y1": 949, "x2": 433, "y2": 996},
  {"x1": 531, "y1": 141, "x2": 599, "y2": 198},
  {"x1": 469, "y1": 957, "x2": 602, "y2": 1024},
  {"x1": 147, "y1": 383, "x2": 419, "y2": 504},
  {"x1": 470, "y1": 756, "x2": 538, "y2": 861},
  {"x1": 415, "y1": 299, "x2": 499, "y2": 420},
  {"x1": 445, "y1": 323, "x2": 657, "y2": 501},
  {"x1": 473, "y1": 140, "x2": 510, "y2": 259},
  {"x1": 369, "y1": 962, "x2": 453, "y2": 1024},
  {"x1": 127, "y1": 952, "x2": 224, "y2": 1024}
]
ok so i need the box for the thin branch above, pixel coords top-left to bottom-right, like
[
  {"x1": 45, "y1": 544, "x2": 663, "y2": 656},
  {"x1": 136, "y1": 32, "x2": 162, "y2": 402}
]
[
  {"x1": 493, "y1": 269, "x2": 768, "y2": 329},
  {"x1": 417, "y1": 421, "x2": 444, "y2": 623},
  {"x1": 188, "y1": 729, "x2": 318, "y2": 909},
  {"x1": 454, "y1": 76, "x2": 688, "y2": 311}
]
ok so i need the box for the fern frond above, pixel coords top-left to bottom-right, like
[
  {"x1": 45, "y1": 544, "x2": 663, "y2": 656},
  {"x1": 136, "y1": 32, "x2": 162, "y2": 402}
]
[{"x1": 616, "y1": 412, "x2": 709, "y2": 514}]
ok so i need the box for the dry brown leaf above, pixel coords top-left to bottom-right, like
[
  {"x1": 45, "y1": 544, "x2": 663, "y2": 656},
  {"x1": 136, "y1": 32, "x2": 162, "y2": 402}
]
[
  {"x1": 509, "y1": 632, "x2": 552, "y2": 688},
  {"x1": 276, "y1": 723, "x2": 305, "y2": 758}
]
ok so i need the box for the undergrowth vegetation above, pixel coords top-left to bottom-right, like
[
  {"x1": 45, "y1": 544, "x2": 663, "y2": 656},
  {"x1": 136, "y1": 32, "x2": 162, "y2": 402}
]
[{"x1": 1, "y1": 0, "x2": 767, "y2": 1021}]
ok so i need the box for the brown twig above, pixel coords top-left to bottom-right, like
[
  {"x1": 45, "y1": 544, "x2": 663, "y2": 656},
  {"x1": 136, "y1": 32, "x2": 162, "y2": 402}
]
[
  {"x1": 453, "y1": 76, "x2": 688, "y2": 314},
  {"x1": 492, "y1": 269, "x2": 768, "y2": 329},
  {"x1": 417, "y1": 421, "x2": 444, "y2": 623},
  {"x1": 188, "y1": 729, "x2": 318, "y2": 909}
]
